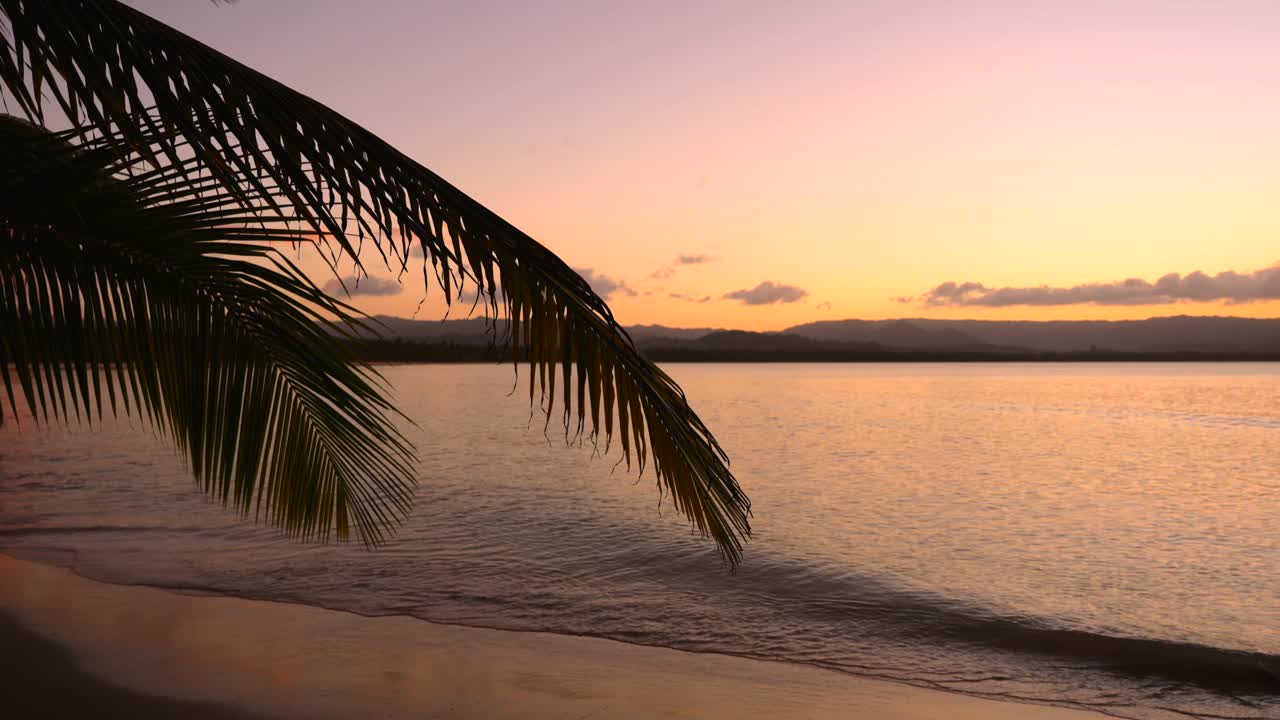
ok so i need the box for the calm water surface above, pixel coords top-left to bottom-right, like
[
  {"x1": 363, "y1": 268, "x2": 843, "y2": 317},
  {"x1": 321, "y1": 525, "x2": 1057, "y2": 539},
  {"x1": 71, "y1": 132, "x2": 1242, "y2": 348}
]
[{"x1": 2, "y1": 363, "x2": 1277, "y2": 719}]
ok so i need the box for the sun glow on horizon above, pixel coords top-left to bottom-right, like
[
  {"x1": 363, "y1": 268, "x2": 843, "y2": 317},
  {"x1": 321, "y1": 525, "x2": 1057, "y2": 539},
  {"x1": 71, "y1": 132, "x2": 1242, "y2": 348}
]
[{"x1": 133, "y1": 0, "x2": 1280, "y2": 330}]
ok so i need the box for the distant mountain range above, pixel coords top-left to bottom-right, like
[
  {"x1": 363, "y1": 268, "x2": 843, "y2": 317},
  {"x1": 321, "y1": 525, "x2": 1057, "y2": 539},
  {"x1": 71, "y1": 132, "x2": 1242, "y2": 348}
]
[
  {"x1": 341, "y1": 314, "x2": 1280, "y2": 358},
  {"x1": 783, "y1": 316, "x2": 1280, "y2": 353}
]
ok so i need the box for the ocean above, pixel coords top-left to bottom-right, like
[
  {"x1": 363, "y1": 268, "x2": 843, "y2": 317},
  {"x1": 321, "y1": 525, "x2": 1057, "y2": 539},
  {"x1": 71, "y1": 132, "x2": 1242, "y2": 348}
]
[{"x1": 1, "y1": 363, "x2": 1276, "y2": 719}]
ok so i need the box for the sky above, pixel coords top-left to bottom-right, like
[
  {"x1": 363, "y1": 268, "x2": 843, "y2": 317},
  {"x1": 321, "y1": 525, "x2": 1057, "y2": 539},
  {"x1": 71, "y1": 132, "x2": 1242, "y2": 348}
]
[{"x1": 131, "y1": 0, "x2": 1280, "y2": 330}]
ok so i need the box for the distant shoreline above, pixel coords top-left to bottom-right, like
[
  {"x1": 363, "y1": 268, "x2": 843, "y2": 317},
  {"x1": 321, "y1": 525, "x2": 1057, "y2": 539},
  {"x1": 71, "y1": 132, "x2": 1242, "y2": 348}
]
[
  {"x1": 345, "y1": 340, "x2": 1280, "y2": 364},
  {"x1": 341, "y1": 314, "x2": 1280, "y2": 359}
]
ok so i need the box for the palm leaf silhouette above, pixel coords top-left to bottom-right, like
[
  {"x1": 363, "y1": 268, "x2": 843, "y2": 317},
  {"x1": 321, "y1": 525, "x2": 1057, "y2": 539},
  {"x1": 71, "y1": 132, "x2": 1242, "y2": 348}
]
[
  {"x1": 0, "y1": 0, "x2": 751, "y2": 562},
  {"x1": 2, "y1": 115, "x2": 416, "y2": 544}
]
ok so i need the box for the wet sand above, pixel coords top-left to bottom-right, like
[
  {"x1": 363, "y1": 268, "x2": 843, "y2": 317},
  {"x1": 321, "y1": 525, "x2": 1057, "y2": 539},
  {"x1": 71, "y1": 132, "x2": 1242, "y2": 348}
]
[{"x1": 0, "y1": 554, "x2": 1106, "y2": 719}]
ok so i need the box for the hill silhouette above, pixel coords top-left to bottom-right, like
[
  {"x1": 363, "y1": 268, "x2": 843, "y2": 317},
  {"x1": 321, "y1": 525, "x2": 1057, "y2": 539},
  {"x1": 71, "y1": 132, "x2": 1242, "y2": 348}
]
[
  {"x1": 336, "y1": 314, "x2": 1280, "y2": 361},
  {"x1": 785, "y1": 315, "x2": 1280, "y2": 353}
]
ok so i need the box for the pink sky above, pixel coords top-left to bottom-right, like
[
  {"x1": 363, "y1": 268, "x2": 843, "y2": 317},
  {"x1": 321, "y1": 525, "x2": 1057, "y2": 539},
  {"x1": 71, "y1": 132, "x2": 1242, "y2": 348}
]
[{"x1": 132, "y1": 1, "x2": 1280, "y2": 329}]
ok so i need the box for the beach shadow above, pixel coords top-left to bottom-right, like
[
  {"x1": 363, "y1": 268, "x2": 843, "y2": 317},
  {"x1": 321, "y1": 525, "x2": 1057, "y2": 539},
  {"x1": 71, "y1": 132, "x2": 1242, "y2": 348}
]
[{"x1": 0, "y1": 611, "x2": 275, "y2": 720}]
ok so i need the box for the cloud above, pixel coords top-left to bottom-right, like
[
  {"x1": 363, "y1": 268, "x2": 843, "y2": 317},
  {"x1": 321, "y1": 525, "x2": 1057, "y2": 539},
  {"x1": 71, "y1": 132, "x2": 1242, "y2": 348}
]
[
  {"x1": 574, "y1": 267, "x2": 638, "y2": 299},
  {"x1": 676, "y1": 254, "x2": 713, "y2": 265},
  {"x1": 815, "y1": 301, "x2": 832, "y2": 311},
  {"x1": 670, "y1": 292, "x2": 713, "y2": 303},
  {"x1": 913, "y1": 264, "x2": 1280, "y2": 308},
  {"x1": 322, "y1": 275, "x2": 403, "y2": 297},
  {"x1": 651, "y1": 253, "x2": 716, "y2": 280},
  {"x1": 723, "y1": 281, "x2": 809, "y2": 306},
  {"x1": 452, "y1": 285, "x2": 493, "y2": 305}
]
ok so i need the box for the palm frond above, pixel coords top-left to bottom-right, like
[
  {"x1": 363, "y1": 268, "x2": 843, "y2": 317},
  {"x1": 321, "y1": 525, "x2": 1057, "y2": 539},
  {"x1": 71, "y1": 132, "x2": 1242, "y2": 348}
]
[
  {"x1": 1, "y1": 115, "x2": 415, "y2": 545},
  {"x1": 0, "y1": 0, "x2": 751, "y2": 562}
]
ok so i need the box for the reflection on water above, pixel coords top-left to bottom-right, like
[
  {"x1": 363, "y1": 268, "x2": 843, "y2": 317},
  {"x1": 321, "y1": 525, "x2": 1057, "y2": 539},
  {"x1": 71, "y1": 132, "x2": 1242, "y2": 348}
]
[{"x1": 2, "y1": 363, "x2": 1277, "y2": 720}]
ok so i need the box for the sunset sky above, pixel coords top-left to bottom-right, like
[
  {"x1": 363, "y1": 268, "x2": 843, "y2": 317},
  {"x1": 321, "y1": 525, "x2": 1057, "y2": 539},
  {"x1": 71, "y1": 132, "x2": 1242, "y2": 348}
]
[{"x1": 134, "y1": 0, "x2": 1280, "y2": 330}]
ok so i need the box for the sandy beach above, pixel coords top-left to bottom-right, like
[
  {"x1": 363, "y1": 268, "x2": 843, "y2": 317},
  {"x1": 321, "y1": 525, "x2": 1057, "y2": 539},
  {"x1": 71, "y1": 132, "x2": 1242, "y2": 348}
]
[{"x1": 0, "y1": 553, "x2": 1108, "y2": 720}]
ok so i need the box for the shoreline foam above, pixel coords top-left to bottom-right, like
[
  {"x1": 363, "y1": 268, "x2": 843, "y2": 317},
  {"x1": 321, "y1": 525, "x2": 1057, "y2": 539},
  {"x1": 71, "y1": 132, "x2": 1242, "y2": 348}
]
[{"x1": 0, "y1": 553, "x2": 1106, "y2": 719}]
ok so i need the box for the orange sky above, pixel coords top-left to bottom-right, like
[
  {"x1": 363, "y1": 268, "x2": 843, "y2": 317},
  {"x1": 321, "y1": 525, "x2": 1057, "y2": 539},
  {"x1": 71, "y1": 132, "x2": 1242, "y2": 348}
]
[{"x1": 135, "y1": 1, "x2": 1280, "y2": 330}]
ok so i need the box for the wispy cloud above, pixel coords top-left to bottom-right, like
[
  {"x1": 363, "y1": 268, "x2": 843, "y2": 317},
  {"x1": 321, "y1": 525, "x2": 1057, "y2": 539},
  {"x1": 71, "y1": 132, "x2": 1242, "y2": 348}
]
[
  {"x1": 909, "y1": 264, "x2": 1280, "y2": 308},
  {"x1": 450, "y1": 285, "x2": 493, "y2": 306},
  {"x1": 651, "y1": 253, "x2": 716, "y2": 280},
  {"x1": 723, "y1": 281, "x2": 808, "y2": 306},
  {"x1": 322, "y1": 275, "x2": 403, "y2": 297},
  {"x1": 676, "y1": 254, "x2": 713, "y2": 265},
  {"x1": 574, "y1": 267, "x2": 638, "y2": 299},
  {"x1": 670, "y1": 292, "x2": 712, "y2": 303},
  {"x1": 815, "y1": 301, "x2": 832, "y2": 311}
]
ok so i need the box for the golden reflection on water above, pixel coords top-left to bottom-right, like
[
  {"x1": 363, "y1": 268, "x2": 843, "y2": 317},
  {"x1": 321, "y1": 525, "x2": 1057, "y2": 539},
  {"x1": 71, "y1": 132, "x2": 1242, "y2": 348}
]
[{"x1": 1, "y1": 363, "x2": 1276, "y2": 720}]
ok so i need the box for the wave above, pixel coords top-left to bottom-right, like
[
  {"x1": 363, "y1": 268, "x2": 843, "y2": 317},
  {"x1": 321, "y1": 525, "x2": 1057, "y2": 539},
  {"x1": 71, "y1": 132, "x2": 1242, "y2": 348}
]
[
  {"x1": 663, "y1": 546, "x2": 1280, "y2": 700},
  {"x1": 49, "y1": 545, "x2": 1280, "y2": 719},
  {"x1": 4, "y1": 528, "x2": 1276, "y2": 717},
  {"x1": 939, "y1": 611, "x2": 1278, "y2": 695}
]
